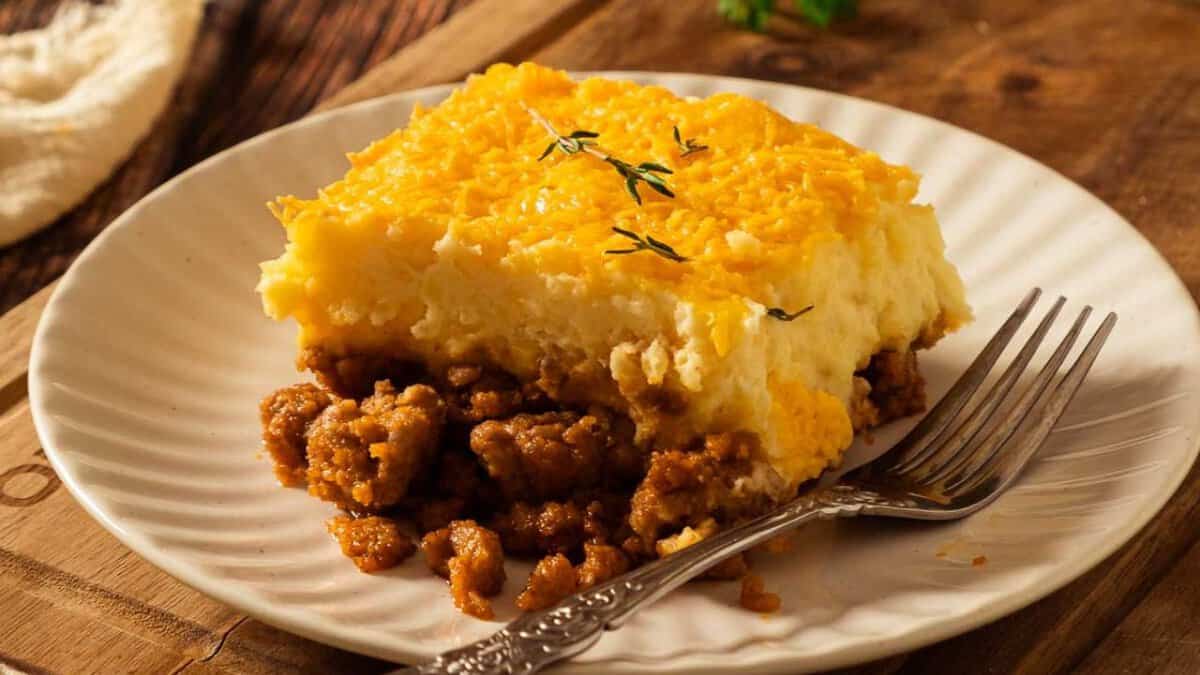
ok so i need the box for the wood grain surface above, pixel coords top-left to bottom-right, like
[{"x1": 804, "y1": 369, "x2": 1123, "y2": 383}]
[{"x1": 2, "y1": 1, "x2": 1199, "y2": 673}]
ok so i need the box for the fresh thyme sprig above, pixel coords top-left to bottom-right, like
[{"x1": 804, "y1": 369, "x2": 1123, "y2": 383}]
[
  {"x1": 605, "y1": 227, "x2": 689, "y2": 262},
  {"x1": 673, "y1": 126, "x2": 708, "y2": 158},
  {"x1": 538, "y1": 129, "x2": 598, "y2": 160},
  {"x1": 607, "y1": 158, "x2": 674, "y2": 204},
  {"x1": 525, "y1": 105, "x2": 675, "y2": 205},
  {"x1": 766, "y1": 305, "x2": 814, "y2": 321}
]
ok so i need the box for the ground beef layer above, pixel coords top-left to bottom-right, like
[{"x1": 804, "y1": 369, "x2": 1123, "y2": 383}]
[{"x1": 260, "y1": 349, "x2": 924, "y2": 617}]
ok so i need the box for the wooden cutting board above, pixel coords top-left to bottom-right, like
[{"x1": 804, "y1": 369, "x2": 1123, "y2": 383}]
[{"x1": 2, "y1": 1, "x2": 1200, "y2": 673}]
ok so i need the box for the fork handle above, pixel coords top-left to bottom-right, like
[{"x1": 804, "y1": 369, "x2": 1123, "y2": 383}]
[{"x1": 395, "y1": 485, "x2": 893, "y2": 675}]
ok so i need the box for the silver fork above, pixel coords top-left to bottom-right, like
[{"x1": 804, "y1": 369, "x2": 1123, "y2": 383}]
[{"x1": 397, "y1": 288, "x2": 1116, "y2": 675}]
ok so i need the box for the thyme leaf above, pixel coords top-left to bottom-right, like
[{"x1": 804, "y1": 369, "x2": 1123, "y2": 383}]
[
  {"x1": 605, "y1": 227, "x2": 689, "y2": 262},
  {"x1": 525, "y1": 104, "x2": 676, "y2": 205},
  {"x1": 766, "y1": 305, "x2": 815, "y2": 321},
  {"x1": 673, "y1": 126, "x2": 709, "y2": 157}
]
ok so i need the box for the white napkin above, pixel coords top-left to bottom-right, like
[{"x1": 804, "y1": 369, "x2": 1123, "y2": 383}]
[{"x1": 0, "y1": 0, "x2": 204, "y2": 246}]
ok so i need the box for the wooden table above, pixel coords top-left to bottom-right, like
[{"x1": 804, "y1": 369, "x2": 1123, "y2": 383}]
[{"x1": 2, "y1": 1, "x2": 1198, "y2": 673}]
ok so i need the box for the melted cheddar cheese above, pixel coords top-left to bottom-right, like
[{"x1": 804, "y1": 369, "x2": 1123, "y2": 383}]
[{"x1": 259, "y1": 63, "x2": 970, "y2": 487}]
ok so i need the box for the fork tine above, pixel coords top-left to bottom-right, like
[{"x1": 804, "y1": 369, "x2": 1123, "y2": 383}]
[
  {"x1": 905, "y1": 297, "x2": 1067, "y2": 485},
  {"x1": 946, "y1": 312, "x2": 1117, "y2": 499},
  {"x1": 941, "y1": 306, "x2": 1093, "y2": 492},
  {"x1": 883, "y1": 288, "x2": 1042, "y2": 475}
]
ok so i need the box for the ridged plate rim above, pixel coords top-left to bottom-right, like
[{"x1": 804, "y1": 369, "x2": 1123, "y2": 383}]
[{"x1": 28, "y1": 71, "x2": 1200, "y2": 673}]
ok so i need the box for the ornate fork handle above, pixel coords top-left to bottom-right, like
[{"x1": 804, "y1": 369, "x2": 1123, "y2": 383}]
[{"x1": 397, "y1": 485, "x2": 917, "y2": 675}]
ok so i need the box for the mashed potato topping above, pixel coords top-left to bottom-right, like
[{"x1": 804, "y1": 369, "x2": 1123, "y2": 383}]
[{"x1": 258, "y1": 63, "x2": 970, "y2": 487}]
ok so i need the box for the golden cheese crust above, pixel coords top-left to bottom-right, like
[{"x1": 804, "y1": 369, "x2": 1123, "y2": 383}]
[{"x1": 258, "y1": 63, "x2": 970, "y2": 486}]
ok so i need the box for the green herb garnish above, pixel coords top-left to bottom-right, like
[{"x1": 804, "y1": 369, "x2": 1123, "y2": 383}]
[
  {"x1": 538, "y1": 129, "x2": 598, "y2": 160},
  {"x1": 606, "y1": 159, "x2": 674, "y2": 204},
  {"x1": 767, "y1": 305, "x2": 814, "y2": 321},
  {"x1": 526, "y1": 105, "x2": 675, "y2": 205},
  {"x1": 796, "y1": 0, "x2": 857, "y2": 27},
  {"x1": 719, "y1": 0, "x2": 857, "y2": 30},
  {"x1": 673, "y1": 126, "x2": 708, "y2": 158},
  {"x1": 717, "y1": 0, "x2": 775, "y2": 31},
  {"x1": 605, "y1": 227, "x2": 689, "y2": 262}
]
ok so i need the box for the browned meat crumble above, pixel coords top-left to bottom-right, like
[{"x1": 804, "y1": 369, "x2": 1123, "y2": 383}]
[
  {"x1": 576, "y1": 543, "x2": 630, "y2": 589},
  {"x1": 516, "y1": 553, "x2": 577, "y2": 611},
  {"x1": 515, "y1": 542, "x2": 632, "y2": 611},
  {"x1": 421, "y1": 520, "x2": 506, "y2": 619},
  {"x1": 259, "y1": 383, "x2": 330, "y2": 486},
  {"x1": 628, "y1": 432, "x2": 764, "y2": 553},
  {"x1": 305, "y1": 382, "x2": 444, "y2": 511},
  {"x1": 469, "y1": 407, "x2": 643, "y2": 502},
  {"x1": 739, "y1": 573, "x2": 782, "y2": 613},
  {"x1": 491, "y1": 500, "x2": 588, "y2": 556},
  {"x1": 327, "y1": 515, "x2": 415, "y2": 572},
  {"x1": 260, "y1": 350, "x2": 925, "y2": 618},
  {"x1": 441, "y1": 363, "x2": 549, "y2": 423}
]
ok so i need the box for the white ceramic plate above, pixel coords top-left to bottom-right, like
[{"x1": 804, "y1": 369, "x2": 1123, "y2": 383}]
[{"x1": 29, "y1": 73, "x2": 1200, "y2": 674}]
